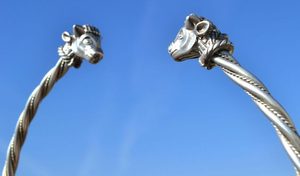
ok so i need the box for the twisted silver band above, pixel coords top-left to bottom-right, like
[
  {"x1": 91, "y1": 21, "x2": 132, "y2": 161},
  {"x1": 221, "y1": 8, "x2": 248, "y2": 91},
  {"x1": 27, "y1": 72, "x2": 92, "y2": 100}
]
[
  {"x1": 2, "y1": 24, "x2": 103, "y2": 176},
  {"x1": 211, "y1": 51, "x2": 300, "y2": 175},
  {"x1": 2, "y1": 57, "x2": 72, "y2": 176}
]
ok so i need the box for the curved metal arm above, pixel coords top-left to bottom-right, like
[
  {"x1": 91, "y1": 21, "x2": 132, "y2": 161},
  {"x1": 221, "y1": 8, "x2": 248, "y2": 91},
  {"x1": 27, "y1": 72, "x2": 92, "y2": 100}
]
[
  {"x1": 2, "y1": 24, "x2": 103, "y2": 176},
  {"x1": 213, "y1": 52, "x2": 300, "y2": 174},
  {"x1": 2, "y1": 58, "x2": 71, "y2": 176},
  {"x1": 168, "y1": 14, "x2": 300, "y2": 175}
]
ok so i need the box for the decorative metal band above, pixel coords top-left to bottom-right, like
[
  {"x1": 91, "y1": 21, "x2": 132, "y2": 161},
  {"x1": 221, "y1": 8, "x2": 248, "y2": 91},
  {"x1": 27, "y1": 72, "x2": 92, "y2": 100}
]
[
  {"x1": 198, "y1": 37, "x2": 232, "y2": 69},
  {"x1": 168, "y1": 14, "x2": 300, "y2": 175},
  {"x1": 2, "y1": 25, "x2": 103, "y2": 176}
]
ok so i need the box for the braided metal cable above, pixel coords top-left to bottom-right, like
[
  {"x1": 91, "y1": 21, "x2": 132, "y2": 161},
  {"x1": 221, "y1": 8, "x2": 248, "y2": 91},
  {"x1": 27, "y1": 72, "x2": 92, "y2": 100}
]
[
  {"x1": 168, "y1": 13, "x2": 300, "y2": 175},
  {"x1": 2, "y1": 57, "x2": 73, "y2": 176},
  {"x1": 2, "y1": 24, "x2": 102, "y2": 176},
  {"x1": 212, "y1": 51, "x2": 300, "y2": 175}
]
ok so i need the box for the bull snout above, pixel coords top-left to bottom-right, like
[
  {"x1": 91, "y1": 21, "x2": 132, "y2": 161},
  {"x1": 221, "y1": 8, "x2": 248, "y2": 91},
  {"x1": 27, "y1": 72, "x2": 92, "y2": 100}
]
[
  {"x1": 168, "y1": 43, "x2": 181, "y2": 61},
  {"x1": 168, "y1": 44, "x2": 173, "y2": 54},
  {"x1": 86, "y1": 48, "x2": 104, "y2": 64}
]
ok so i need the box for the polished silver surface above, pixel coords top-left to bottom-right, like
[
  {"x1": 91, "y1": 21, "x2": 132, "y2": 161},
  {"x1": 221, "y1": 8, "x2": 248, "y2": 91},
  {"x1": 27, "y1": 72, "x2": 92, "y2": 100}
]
[
  {"x1": 168, "y1": 14, "x2": 233, "y2": 69},
  {"x1": 2, "y1": 25, "x2": 103, "y2": 176},
  {"x1": 168, "y1": 14, "x2": 300, "y2": 175}
]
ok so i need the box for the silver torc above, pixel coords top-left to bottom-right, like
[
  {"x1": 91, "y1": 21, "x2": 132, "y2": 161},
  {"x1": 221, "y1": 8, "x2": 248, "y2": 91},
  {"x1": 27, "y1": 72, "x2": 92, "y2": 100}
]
[
  {"x1": 168, "y1": 14, "x2": 300, "y2": 175},
  {"x1": 2, "y1": 25, "x2": 103, "y2": 176}
]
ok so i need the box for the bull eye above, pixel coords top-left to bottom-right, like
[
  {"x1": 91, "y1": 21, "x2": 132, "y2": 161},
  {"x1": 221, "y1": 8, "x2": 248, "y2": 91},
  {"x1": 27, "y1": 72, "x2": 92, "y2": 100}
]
[
  {"x1": 82, "y1": 38, "x2": 93, "y2": 45},
  {"x1": 177, "y1": 30, "x2": 184, "y2": 40}
]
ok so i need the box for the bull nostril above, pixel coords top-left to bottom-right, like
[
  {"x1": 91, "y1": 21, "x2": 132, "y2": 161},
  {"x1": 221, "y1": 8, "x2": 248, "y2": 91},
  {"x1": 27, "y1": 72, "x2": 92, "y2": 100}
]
[
  {"x1": 168, "y1": 46, "x2": 172, "y2": 53},
  {"x1": 89, "y1": 57, "x2": 100, "y2": 64},
  {"x1": 92, "y1": 52, "x2": 103, "y2": 62},
  {"x1": 95, "y1": 52, "x2": 103, "y2": 59}
]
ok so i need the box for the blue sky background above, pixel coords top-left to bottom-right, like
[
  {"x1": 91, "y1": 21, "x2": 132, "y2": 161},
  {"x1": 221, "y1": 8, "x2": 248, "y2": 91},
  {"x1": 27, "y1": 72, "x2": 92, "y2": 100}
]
[{"x1": 1, "y1": 0, "x2": 300, "y2": 175}]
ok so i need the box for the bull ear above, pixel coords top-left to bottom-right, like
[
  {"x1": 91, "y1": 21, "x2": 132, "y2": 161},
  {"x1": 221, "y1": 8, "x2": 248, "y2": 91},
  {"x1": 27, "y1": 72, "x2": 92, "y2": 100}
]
[
  {"x1": 73, "y1": 25, "x2": 85, "y2": 37},
  {"x1": 194, "y1": 20, "x2": 210, "y2": 36},
  {"x1": 184, "y1": 14, "x2": 201, "y2": 30},
  {"x1": 61, "y1": 31, "x2": 72, "y2": 42}
]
